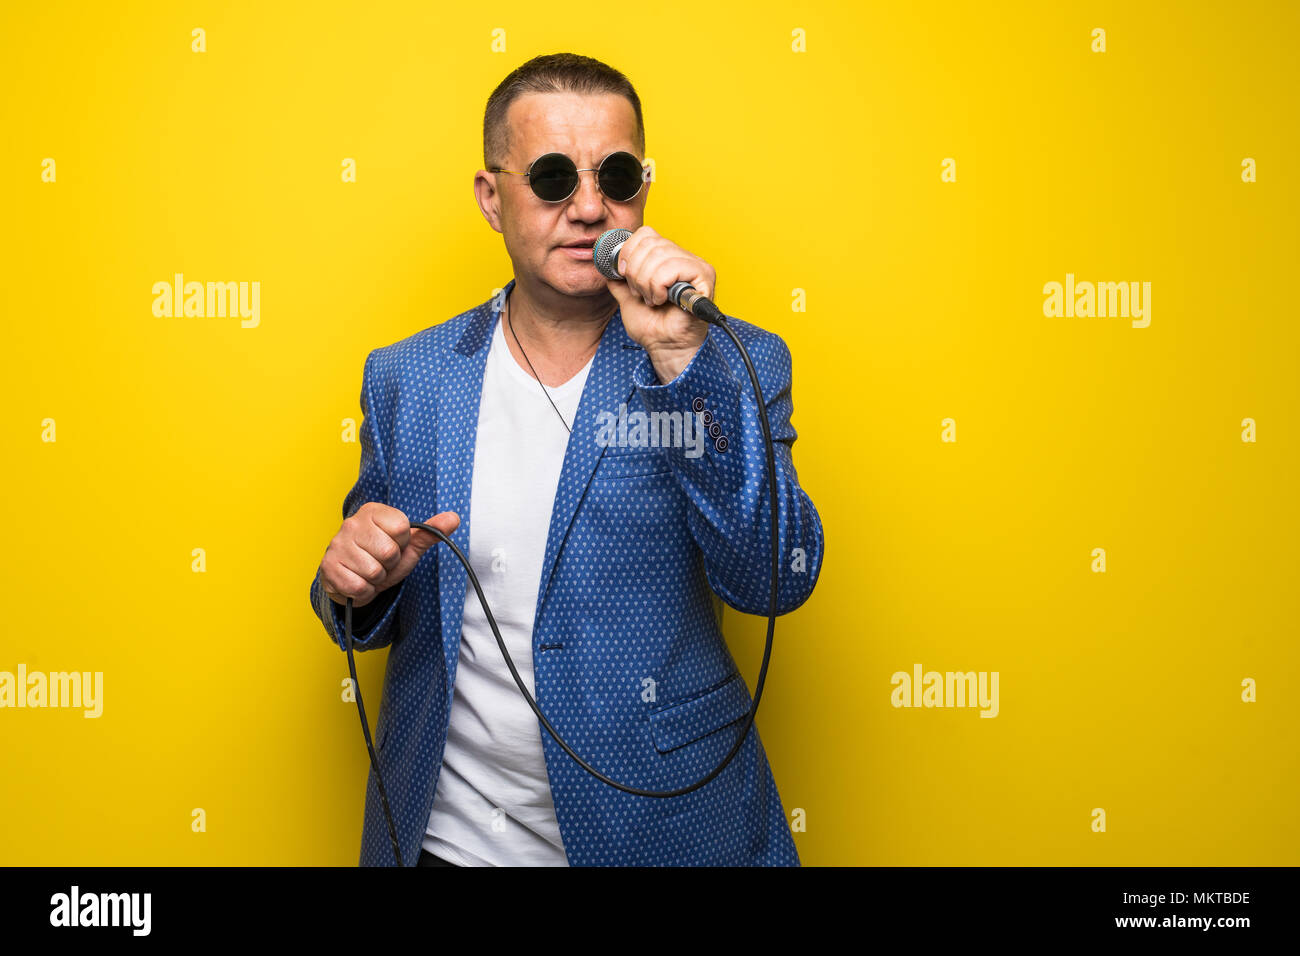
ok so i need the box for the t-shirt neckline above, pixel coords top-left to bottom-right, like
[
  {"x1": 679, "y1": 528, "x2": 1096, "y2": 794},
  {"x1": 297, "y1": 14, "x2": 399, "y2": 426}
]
[{"x1": 493, "y1": 306, "x2": 595, "y2": 396}]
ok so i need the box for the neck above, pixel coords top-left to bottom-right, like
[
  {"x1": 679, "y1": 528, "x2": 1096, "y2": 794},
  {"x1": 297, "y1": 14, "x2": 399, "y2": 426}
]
[{"x1": 504, "y1": 275, "x2": 617, "y2": 387}]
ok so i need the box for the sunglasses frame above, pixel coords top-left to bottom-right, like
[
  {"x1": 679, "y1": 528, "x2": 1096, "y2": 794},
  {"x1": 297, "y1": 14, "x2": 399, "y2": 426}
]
[{"x1": 489, "y1": 150, "x2": 648, "y2": 203}]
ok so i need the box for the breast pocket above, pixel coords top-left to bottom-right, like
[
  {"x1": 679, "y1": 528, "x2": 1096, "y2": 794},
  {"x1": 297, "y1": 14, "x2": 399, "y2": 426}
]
[
  {"x1": 592, "y1": 447, "x2": 672, "y2": 480},
  {"x1": 647, "y1": 672, "x2": 753, "y2": 754}
]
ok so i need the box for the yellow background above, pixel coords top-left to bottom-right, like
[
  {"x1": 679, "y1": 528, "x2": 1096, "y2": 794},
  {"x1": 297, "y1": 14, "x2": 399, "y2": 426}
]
[{"x1": 2, "y1": 0, "x2": 1296, "y2": 865}]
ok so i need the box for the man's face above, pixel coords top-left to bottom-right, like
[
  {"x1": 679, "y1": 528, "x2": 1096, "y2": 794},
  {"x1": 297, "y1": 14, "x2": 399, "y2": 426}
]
[{"x1": 476, "y1": 91, "x2": 648, "y2": 300}]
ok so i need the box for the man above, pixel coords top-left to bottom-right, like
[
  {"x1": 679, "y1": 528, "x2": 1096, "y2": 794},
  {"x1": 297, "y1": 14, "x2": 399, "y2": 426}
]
[{"x1": 309, "y1": 52, "x2": 824, "y2": 866}]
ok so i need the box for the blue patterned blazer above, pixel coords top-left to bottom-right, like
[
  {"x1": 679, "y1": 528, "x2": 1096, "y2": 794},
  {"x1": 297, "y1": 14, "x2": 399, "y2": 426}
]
[{"x1": 309, "y1": 278, "x2": 825, "y2": 866}]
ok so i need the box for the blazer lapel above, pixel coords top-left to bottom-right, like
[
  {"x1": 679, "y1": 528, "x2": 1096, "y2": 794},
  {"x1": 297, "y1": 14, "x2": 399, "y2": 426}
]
[
  {"x1": 530, "y1": 302, "x2": 643, "y2": 635},
  {"x1": 434, "y1": 285, "x2": 499, "y2": 694},
  {"x1": 433, "y1": 278, "x2": 646, "y2": 692}
]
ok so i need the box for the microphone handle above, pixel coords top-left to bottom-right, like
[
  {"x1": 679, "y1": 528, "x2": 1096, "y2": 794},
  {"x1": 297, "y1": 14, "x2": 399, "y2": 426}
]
[
  {"x1": 597, "y1": 230, "x2": 726, "y2": 326},
  {"x1": 668, "y1": 281, "x2": 727, "y2": 325}
]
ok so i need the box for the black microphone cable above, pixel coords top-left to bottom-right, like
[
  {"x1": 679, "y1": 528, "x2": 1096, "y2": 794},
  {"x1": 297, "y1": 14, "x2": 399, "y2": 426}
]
[{"x1": 344, "y1": 309, "x2": 783, "y2": 866}]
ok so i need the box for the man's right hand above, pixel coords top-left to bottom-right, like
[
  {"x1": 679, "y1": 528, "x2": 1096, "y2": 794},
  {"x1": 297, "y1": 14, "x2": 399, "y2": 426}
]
[{"x1": 319, "y1": 503, "x2": 461, "y2": 608}]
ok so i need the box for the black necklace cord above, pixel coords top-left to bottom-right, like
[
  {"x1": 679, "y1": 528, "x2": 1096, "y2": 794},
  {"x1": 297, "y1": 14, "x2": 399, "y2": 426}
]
[
  {"x1": 506, "y1": 298, "x2": 573, "y2": 434},
  {"x1": 344, "y1": 313, "x2": 781, "y2": 864}
]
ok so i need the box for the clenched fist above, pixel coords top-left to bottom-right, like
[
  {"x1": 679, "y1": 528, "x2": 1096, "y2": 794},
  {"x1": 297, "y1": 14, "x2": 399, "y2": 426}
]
[
  {"x1": 604, "y1": 225, "x2": 714, "y2": 384},
  {"x1": 319, "y1": 503, "x2": 461, "y2": 607}
]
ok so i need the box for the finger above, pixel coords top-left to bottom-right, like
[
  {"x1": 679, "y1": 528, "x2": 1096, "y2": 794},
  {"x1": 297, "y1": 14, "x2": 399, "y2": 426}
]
[
  {"x1": 341, "y1": 537, "x2": 389, "y2": 586},
  {"x1": 639, "y1": 251, "x2": 702, "y2": 306},
  {"x1": 412, "y1": 511, "x2": 460, "y2": 540},
  {"x1": 632, "y1": 244, "x2": 683, "y2": 306},
  {"x1": 616, "y1": 224, "x2": 658, "y2": 278},
  {"x1": 621, "y1": 233, "x2": 664, "y2": 302},
  {"x1": 651, "y1": 256, "x2": 713, "y2": 302},
  {"x1": 614, "y1": 228, "x2": 641, "y2": 277},
  {"x1": 432, "y1": 510, "x2": 461, "y2": 534},
  {"x1": 612, "y1": 272, "x2": 651, "y2": 307},
  {"x1": 369, "y1": 505, "x2": 412, "y2": 551},
  {"x1": 359, "y1": 521, "x2": 403, "y2": 574},
  {"x1": 606, "y1": 275, "x2": 633, "y2": 306},
  {"x1": 324, "y1": 561, "x2": 378, "y2": 606}
]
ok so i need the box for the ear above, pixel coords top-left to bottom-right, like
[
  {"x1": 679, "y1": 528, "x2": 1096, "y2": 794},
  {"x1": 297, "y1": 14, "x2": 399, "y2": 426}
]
[{"x1": 474, "y1": 170, "x2": 504, "y2": 234}]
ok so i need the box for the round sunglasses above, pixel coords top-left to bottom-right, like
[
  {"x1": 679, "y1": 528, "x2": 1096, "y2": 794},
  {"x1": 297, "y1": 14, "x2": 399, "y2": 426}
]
[{"x1": 489, "y1": 151, "x2": 647, "y2": 203}]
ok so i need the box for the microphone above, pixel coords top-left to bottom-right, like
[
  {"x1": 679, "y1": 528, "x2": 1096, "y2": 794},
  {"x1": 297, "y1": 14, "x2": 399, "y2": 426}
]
[{"x1": 594, "y1": 228, "x2": 727, "y2": 325}]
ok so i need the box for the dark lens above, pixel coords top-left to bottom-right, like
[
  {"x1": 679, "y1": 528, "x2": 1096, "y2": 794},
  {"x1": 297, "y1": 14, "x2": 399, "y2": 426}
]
[
  {"x1": 598, "y1": 152, "x2": 644, "y2": 201},
  {"x1": 527, "y1": 153, "x2": 578, "y2": 202}
]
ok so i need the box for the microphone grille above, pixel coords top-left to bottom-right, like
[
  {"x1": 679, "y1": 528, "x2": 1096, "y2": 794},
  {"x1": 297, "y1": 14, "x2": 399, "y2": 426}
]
[{"x1": 594, "y1": 229, "x2": 632, "y2": 281}]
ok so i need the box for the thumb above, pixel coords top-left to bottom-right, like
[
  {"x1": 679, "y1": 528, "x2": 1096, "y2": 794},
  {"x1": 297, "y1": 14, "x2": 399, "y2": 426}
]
[
  {"x1": 606, "y1": 276, "x2": 633, "y2": 306},
  {"x1": 406, "y1": 511, "x2": 460, "y2": 556}
]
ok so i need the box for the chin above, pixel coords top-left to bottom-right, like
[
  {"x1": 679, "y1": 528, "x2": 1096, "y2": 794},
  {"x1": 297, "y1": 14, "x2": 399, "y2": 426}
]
[{"x1": 547, "y1": 260, "x2": 610, "y2": 297}]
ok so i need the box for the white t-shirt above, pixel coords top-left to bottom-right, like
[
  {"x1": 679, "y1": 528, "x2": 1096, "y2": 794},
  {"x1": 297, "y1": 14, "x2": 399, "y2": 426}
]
[{"x1": 422, "y1": 308, "x2": 593, "y2": 867}]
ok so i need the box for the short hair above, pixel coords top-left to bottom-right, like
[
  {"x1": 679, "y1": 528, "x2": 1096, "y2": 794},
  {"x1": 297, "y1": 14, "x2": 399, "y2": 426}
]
[{"x1": 483, "y1": 52, "x2": 645, "y2": 169}]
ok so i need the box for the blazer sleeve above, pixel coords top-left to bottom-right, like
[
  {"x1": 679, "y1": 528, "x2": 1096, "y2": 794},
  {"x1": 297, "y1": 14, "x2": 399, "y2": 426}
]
[
  {"x1": 309, "y1": 348, "x2": 408, "y2": 652},
  {"x1": 630, "y1": 321, "x2": 825, "y2": 615}
]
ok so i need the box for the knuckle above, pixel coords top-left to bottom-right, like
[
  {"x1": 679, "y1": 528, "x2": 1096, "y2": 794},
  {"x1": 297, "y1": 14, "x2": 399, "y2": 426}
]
[{"x1": 362, "y1": 554, "x2": 386, "y2": 582}]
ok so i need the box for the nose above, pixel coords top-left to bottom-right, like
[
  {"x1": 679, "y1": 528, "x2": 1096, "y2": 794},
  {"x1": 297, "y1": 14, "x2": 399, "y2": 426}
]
[{"x1": 567, "y1": 168, "x2": 606, "y2": 219}]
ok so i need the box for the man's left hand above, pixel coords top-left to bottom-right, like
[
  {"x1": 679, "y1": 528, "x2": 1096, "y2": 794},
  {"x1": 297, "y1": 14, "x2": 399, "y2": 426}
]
[{"x1": 605, "y1": 226, "x2": 715, "y2": 384}]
